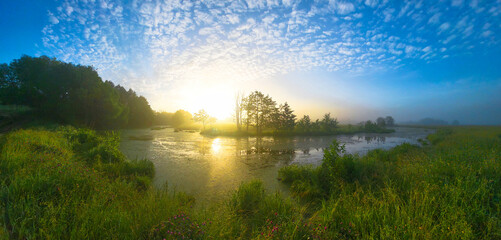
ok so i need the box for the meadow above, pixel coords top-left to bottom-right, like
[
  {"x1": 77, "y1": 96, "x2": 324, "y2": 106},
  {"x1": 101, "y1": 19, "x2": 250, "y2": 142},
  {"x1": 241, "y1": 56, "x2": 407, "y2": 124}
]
[{"x1": 0, "y1": 126, "x2": 499, "y2": 239}]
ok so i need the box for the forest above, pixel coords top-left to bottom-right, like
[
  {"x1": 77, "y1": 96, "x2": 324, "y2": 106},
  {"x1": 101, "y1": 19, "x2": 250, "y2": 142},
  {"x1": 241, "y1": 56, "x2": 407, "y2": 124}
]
[{"x1": 0, "y1": 55, "x2": 154, "y2": 129}]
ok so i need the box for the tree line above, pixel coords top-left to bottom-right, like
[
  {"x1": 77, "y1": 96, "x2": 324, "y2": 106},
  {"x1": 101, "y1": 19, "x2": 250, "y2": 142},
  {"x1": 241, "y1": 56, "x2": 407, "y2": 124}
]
[
  {"x1": 0, "y1": 55, "x2": 154, "y2": 129},
  {"x1": 231, "y1": 91, "x2": 396, "y2": 135},
  {"x1": 234, "y1": 91, "x2": 339, "y2": 134}
]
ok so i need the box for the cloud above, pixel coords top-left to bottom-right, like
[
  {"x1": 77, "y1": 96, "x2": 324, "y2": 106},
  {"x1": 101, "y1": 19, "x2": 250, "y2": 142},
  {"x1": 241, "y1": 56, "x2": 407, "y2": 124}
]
[
  {"x1": 48, "y1": 11, "x2": 59, "y2": 24},
  {"x1": 382, "y1": 8, "x2": 394, "y2": 22},
  {"x1": 329, "y1": 0, "x2": 355, "y2": 15},
  {"x1": 39, "y1": 0, "x2": 500, "y2": 111},
  {"x1": 451, "y1": 0, "x2": 463, "y2": 7},
  {"x1": 364, "y1": 0, "x2": 378, "y2": 8},
  {"x1": 428, "y1": 13, "x2": 440, "y2": 24},
  {"x1": 439, "y1": 22, "x2": 450, "y2": 33},
  {"x1": 482, "y1": 30, "x2": 492, "y2": 37}
]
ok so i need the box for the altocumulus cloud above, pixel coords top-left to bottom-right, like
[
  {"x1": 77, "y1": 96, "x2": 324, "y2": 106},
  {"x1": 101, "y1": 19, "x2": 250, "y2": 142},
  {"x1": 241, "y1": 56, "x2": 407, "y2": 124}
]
[{"x1": 40, "y1": 0, "x2": 500, "y2": 111}]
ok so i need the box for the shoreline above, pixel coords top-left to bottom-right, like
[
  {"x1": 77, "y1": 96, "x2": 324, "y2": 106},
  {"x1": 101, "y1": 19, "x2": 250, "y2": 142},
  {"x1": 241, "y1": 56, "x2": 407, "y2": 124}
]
[{"x1": 199, "y1": 128, "x2": 395, "y2": 138}]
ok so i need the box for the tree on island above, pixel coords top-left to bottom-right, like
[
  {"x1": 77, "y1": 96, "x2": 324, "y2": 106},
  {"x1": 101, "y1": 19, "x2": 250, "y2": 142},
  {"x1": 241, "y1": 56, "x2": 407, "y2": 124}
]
[
  {"x1": 376, "y1": 117, "x2": 386, "y2": 127},
  {"x1": 245, "y1": 91, "x2": 277, "y2": 135},
  {"x1": 193, "y1": 109, "x2": 214, "y2": 131},
  {"x1": 230, "y1": 90, "x2": 347, "y2": 135},
  {"x1": 385, "y1": 116, "x2": 395, "y2": 126},
  {"x1": 275, "y1": 102, "x2": 296, "y2": 131},
  {"x1": 234, "y1": 92, "x2": 244, "y2": 131}
]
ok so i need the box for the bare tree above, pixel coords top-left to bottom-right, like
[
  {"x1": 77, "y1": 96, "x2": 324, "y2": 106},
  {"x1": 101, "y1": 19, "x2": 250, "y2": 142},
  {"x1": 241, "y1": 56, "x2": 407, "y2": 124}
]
[{"x1": 234, "y1": 91, "x2": 244, "y2": 132}]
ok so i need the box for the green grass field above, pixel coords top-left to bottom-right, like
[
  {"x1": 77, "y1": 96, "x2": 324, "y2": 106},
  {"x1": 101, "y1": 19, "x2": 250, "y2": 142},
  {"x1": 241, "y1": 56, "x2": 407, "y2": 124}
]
[{"x1": 0, "y1": 126, "x2": 499, "y2": 239}]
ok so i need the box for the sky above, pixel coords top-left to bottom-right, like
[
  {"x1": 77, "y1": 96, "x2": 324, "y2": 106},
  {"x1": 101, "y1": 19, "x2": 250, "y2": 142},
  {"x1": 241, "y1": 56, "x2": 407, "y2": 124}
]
[{"x1": 1, "y1": 0, "x2": 500, "y2": 124}]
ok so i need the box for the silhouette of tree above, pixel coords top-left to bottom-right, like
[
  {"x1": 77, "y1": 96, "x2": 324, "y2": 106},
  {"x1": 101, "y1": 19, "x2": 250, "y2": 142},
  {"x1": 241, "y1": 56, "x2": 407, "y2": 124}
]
[
  {"x1": 245, "y1": 91, "x2": 277, "y2": 135},
  {"x1": 194, "y1": 109, "x2": 211, "y2": 130},
  {"x1": 275, "y1": 102, "x2": 296, "y2": 131},
  {"x1": 234, "y1": 92, "x2": 244, "y2": 131},
  {"x1": 0, "y1": 55, "x2": 157, "y2": 129},
  {"x1": 321, "y1": 113, "x2": 338, "y2": 132},
  {"x1": 296, "y1": 115, "x2": 311, "y2": 132},
  {"x1": 385, "y1": 116, "x2": 395, "y2": 126},
  {"x1": 376, "y1": 117, "x2": 386, "y2": 127},
  {"x1": 172, "y1": 110, "x2": 193, "y2": 127}
]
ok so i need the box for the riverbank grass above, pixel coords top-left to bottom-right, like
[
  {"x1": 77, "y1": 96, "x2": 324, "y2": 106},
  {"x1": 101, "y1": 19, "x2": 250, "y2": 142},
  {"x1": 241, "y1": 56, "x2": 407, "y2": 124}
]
[
  {"x1": 279, "y1": 126, "x2": 501, "y2": 239},
  {"x1": 0, "y1": 126, "x2": 499, "y2": 239}
]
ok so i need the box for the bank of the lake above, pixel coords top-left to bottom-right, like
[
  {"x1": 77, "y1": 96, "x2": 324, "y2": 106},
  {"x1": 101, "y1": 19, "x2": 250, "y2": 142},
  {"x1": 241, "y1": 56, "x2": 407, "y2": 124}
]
[
  {"x1": 0, "y1": 126, "x2": 499, "y2": 239},
  {"x1": 200, "y1": 124, "x2": 394, "y2": 138}
]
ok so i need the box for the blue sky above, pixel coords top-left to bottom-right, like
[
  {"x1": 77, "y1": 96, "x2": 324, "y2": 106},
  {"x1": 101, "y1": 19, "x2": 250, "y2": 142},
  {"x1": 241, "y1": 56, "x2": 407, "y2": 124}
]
[{"x1": 1, "y1": 0, "x2": 500, "y2": 124}]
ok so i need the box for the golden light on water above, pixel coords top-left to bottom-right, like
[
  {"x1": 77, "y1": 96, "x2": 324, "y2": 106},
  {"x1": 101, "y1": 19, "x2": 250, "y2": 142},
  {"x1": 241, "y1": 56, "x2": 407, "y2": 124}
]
[{"x1": 211, "y1": 138, "x2": 221, "y2": 154}]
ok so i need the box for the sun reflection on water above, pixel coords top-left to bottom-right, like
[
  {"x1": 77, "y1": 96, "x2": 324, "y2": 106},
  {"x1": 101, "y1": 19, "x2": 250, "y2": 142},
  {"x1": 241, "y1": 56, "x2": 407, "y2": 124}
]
[{"x1": 211, "y1": 138, "x2": 221, "y2": 154}]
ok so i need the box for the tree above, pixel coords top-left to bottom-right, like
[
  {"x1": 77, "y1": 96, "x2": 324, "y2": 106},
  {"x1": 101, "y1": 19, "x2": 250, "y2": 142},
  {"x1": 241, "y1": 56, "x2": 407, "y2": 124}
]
[
  {"x1": 193, "y1": 109, "x2": 211, "y2": 131},
  {"x1": 376, "y1": 117, "x2": 386, "y2": 127},
  {"x1": 172, "y1": 110, "x2": 193, "y2": 127},
  {"x1": 0, "y1": 55, "x2": 156, "y2": 129},
  {"x1": 321, "y1": 113, "x2": 338, "y2": 132},
  {"x1": 234, "y1": 92, "x2": 244, "y2": 131},
  {"x1": 245, "y1": 91, "x2": 277, "y2": 135},
  {"x1": 154, "y1": 111, "x2": 174, "y2": 125},
  {"x1": 241, "y1": 96, "x2": 253, "y2": 132},
  {"x1": 385, "y1": 116, "x2": 395, "y2": 126},
  {"x1": 276, "y1": 102, "x2": 296, "y2": 131},
  {"x1": 297, "y1": 115, "x2": 311, "y2": 133}
]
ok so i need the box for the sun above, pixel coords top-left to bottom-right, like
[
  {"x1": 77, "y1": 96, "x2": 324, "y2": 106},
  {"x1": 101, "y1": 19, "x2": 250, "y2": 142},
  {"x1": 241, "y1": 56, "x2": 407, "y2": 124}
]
[
  {"x1": 167, "y1": 58, "x2": 260, "y2": 121},
  {"x1": 183, "y1": 85, "x2": 234, "y2": 120},
  {"x1": 202, "y1": 93, "x2": 233, "y2": 120}
]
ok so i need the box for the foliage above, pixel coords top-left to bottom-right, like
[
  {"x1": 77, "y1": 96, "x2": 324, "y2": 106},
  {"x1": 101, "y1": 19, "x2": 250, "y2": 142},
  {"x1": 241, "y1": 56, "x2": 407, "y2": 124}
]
[
  {"x1": 0, "y1": 55, "x2": 155, "y2": 129},
  {"x1": 193, "y1": 109, "x2": 215, "y2": 131},
  {"x1": 274, "y1": 102, "x2": 296, "y2": 131},
  {"x1": 243, "y1": 91, "x2": 278, "y2": 134},
  {"x1": 153, "y1": 111, "x2": 174, "y2": 126},
  {"x1": 171, "y1": 110, "x2": 194, "y2": 128}
]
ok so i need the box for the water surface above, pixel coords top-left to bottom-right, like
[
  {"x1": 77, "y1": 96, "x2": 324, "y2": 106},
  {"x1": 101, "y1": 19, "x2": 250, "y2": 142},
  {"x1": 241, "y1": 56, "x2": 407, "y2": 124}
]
[{"x1": 120, "y1": 127, "x2": 431, "y2": 202}]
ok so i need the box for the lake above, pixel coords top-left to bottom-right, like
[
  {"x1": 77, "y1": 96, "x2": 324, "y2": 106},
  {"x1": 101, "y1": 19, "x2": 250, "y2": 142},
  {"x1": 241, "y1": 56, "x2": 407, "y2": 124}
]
[{"x1": 120, "y1": 127, "x2": 432, "y2": 202}]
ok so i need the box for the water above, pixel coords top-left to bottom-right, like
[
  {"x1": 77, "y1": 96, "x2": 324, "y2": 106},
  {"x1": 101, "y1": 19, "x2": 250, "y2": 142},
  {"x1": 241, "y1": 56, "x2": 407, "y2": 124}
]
[{"x1": 120, "y1": 127, "x2": 432, "y2": 202}]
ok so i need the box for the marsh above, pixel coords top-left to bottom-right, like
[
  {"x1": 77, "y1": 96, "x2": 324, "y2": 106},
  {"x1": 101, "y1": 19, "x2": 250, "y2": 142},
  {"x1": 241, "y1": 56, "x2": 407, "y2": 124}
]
[{"x1": 120, "y1": 127, "x2": 431, "y2": 202}]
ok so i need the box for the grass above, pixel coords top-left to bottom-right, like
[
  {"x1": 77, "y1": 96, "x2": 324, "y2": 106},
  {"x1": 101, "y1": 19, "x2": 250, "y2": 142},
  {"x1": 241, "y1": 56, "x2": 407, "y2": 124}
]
[
  {"x1": 279, "y1": 126, "x2": 501, "y2": 239},
  {"x1": 0, "y1": 125, "x2": 499, "y2": 239}
]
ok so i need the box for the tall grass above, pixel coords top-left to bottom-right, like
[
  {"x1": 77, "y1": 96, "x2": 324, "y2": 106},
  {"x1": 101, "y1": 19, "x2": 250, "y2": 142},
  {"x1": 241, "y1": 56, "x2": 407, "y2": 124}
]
[
  {"x1": 0, "y1": 128, "x2": 193, "y2": 239},
  {"x1": 279, "y1": 126, "x2": 501, "y2": 239},
  {"x1": 0, "y1": 126, "x2": 499, "y2": 239}
]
